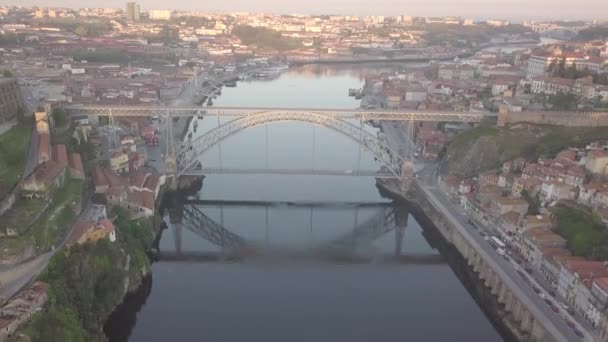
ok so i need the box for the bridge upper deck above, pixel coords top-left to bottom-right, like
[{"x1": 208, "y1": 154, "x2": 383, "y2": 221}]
[{"x1": 65, "y1": 105, "x2": 494, "y2": 122}]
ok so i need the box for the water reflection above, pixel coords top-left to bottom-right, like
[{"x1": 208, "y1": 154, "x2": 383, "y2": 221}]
[{"x1": 159, "y1": 200, "x2": 442, "y2": 264}]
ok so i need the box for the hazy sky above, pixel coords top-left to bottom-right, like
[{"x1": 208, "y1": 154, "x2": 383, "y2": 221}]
[{"x1": 5, "y1": 0, "x2": 608, "y2": 21}]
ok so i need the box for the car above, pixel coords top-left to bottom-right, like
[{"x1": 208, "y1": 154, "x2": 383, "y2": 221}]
[
  {"x1": 566, "y1": 320, "x2": 576, "y2": 329},
  {"x1": 539, "y1": 292, "x2": 546, "y2": 299},
  {"x1": 479, "y1": 232, "x2": 487, "y2": 238},
  {"x1": 532, "y1": 286, "x2": 541, "y2": 294},
  {"x1": 574, "y1": 330, "x2": 584, "y2": 338},
  {"x1": 483, "y1": 236, "x2": 490, "y2": 241},
  {"x1": 549, "y1": 290, "x2": 557, "y2": 297},
  {"x1": 550, "y1": 305, "x2": 560, "y2": 313},
  {"x1": 544, "y1": 298, "x2": 553, "y2": 306},
  {"x1": 344, "y1": 170, "x2": 353, "y2": 174},
  {"x1": 517, "y1": 270, "x2": 526, "y2": 278}
]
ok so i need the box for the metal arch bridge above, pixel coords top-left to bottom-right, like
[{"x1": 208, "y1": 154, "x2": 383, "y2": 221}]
[
  {"x1": 64, "y1": 105, "x2": 492, "y2": 122},
  {"x1": 175, "y1": 111, "x2": 409, "y2": 178}
]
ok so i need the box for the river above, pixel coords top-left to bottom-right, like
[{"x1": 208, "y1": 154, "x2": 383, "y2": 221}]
[{"x1": 105, "y1": 63, "x2": 503, "y2": 342}]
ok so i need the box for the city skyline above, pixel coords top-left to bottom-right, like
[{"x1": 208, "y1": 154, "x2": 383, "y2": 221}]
[{"x1": 3, "y1": 0, "x2": 608, "y2": 21}]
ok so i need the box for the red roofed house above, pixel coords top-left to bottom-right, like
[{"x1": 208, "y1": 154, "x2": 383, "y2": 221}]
[
  {"x1": 557, "y1": 260, "x2": 608, "y2": 316},
  {"x1": 52, "y1": 144, "x2": 68, "y2": 167},
  {"x1": 66, "y1": 219, "x2": 116, "y2": 247},
  {"x1": 20, "y1": 160, "x2": 66, "y2": 199},
  {"x1": 37, "y1": 132, "x2": 51, "y2": 164},
  {"x1": 68, "y1": 153, "x2": 85, "y2": 179}
]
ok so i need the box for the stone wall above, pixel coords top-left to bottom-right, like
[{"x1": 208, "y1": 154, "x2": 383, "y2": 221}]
[{"x1": 498, "y1": 108, "x2": 608, "y2": 127}]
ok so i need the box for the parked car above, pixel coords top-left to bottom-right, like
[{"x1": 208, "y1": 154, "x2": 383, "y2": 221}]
[
  {"x1": 566, "y1": 320, "x2": 576, "y2": 329},
  {"x1": 574, "y1": 330, "x2": 584, "y2": 338},
  {"x1": 544, "y1": 298, "x2": 553, "y2": 306},
  {"x1": 550, "y1": 305, "x2": 560, "y2": 313}
]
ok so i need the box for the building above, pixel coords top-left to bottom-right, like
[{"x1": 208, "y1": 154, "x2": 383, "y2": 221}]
[
  {"x1": 557, "y1": 260, "x2": 608, "y2": 313},
  {"x1": 511, "y1": 176, "x2": 541, "y2": 198},
  {"x1": 20, "y1": 160, "x2": 66, "y2": 198},
  {"x1": 526, "y1": 54, "x2": 558, "y2": 78},
  {"x1": 588, "y1": 277, "x2": 608, "y2": 329},
  {"x1": 521, "y1": 229, "x2": 567, "y2": 267},
  {"x1": 125, "y1": 2, "x2": 140, "y2": 21},
  {"x1": 68, "y1": 153, "x2": 85, "y2": 180},
  {"x1": 540, "y1": 181, "x2": 576, "y2": 203},
  {"x1": 0, "y1": 78, "x2": 25, "y2": 125},
  {"x1": 149, "y1": 9, "x2": 172, "y2": 20},
  {"x1": 0, "y1": 282, "x2": 48, "y2": 341},
  {"x1": 438, "y1": 65, "x2": 475, "y2": 80},
  {"x1": 585, "y1": 150, "x2": 608, "y2": 175},
  {"x1": 66, "y1": 219, "x2": 116, "y2": 246},
  {"x1": 493, "y1": 197, "x2": 529, "y2": 217},
  {"x1": 110, "y1": 152, "x2": 130, "y2": 174}
]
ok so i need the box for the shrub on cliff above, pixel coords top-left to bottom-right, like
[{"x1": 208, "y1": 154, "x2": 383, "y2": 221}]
[{"x1": 26, "y1": 208, "x2": 156, "y2": 341}]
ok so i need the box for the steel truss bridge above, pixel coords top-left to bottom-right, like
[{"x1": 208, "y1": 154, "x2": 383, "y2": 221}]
[
  {"x1": 65, "y1": 105, "x2": 492, "y2": 122},
  {"x1": 176, "y1": 111, "x2": 412, "y2": 178}
]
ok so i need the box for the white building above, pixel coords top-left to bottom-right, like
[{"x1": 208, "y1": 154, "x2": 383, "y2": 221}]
[
  {"x1": 526, "y1": 55, "x2": 557, "y2": 78},
  {"x1": 149, "y1": 9, "x2": 172, "y2": 20}
]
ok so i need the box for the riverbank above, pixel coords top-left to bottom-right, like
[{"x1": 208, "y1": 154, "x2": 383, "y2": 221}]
[
  {"x1": 9, "y1": 208, "x2": 162, "y2": 342},
  {"x1": 376, "y1": 178, "x2": 519, "y2": 341}
]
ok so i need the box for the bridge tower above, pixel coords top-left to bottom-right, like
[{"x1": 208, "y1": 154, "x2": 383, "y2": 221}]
[
  {"x1": 164, "y1": 110, "x2": 178, "y2": 188},
  {"x1": 394, "y1": 206, "x2": 409, "y2": 257}
]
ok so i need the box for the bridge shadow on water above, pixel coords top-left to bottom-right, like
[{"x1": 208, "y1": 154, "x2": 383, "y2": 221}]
[{"x1": 104, "y1": 185, "x2": 514, "y2": 342}]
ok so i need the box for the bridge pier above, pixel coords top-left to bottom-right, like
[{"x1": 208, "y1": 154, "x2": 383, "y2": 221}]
[
  {"x1": 172, "y1": 222, "x2": 183, "y2": 255},
  {"x1": 400, "y1": 160, "x2": 415, "y2": 193}
]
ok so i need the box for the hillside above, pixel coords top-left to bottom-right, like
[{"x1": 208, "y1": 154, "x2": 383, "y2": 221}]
[{"x1": 442, "y1": 124, "x2": 608, "y2": 177}]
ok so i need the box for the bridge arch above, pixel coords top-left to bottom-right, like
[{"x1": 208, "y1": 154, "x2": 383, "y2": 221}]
[{"x1": 175, "y1": 111, "x2": 406, "y2": 177}]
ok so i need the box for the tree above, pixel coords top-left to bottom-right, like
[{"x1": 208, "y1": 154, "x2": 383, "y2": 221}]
[
  {"x1": 548, "y1": 92, "x2": 579, "y2": 110},
  {"x1": 52, "y1": 108, "x2": 68, "y2": 127},
  {"x1": 28, "y1": 307, "x2": 88, "y2": 342},
  {"x1": 2, "y1": 69, "x2": 13, "y2": 78}
]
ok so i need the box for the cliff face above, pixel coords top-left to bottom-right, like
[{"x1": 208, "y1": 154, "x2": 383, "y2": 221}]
[
  {"x1": 442, "y1": 135, "x2": 500, "y2": 177},
  {"x1": 441, "y1": 124, "x2": 608, "y2": 177},
  {"x1": 21, "y1": 210, "x2": 159, "y2": 342}
]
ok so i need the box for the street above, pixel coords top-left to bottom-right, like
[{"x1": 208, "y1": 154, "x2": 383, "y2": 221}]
[
  {"x1": 423, "y1": 184, "x2": 593, "y2": 342},
  {"x1": 378, "y1": 120, "x2": 593, "y2": 341}
]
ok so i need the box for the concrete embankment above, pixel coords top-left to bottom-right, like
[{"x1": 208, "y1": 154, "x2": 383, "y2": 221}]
[{"x1": 376, "y1": 179, "x2": 523, "y2": 341}]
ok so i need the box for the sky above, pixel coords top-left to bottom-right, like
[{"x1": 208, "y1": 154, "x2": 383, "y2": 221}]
[{"x1": 4, "y1": 0, "x2": 608, "y2": 21}]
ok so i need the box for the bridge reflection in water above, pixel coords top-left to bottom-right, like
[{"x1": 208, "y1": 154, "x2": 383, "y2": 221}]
[{"x1": 159, "y1": 199, "x2": 446, "y2": 265}]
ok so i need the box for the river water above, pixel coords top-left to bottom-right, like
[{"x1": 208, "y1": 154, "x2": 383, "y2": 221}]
[{"x1": 105, "y1": 63, "x2": 503, "y2": 342}]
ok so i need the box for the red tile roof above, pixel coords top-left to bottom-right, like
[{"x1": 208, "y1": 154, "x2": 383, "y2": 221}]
[
  {"x1": 52, "y1": 144, "x2": 68, "y2": 166},
  {"x1": 68, "y1": 152, "x2": 84, "y2": 176},
  {"x1": 24, "y1": 160, "x2": 65, "y2": 187}
]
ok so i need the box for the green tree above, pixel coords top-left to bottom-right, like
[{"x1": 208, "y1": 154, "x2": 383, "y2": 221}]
[
  {"x1": 28, "y1": 307, "x2": 88, "y2": 342},
  {"x1": 2, "y1": 69, "x2": 13, "y2": 78},
  {"x1": 232, "y1": 25, "x2": 301, "y2": 51},
  {"x1": 555, "y1": 206, "x2": 608, "y2": 258},
  {"x1": 548, "y1": 92, "x2": 579, "y2": 110},
  {"x1": 52, "y1": 108, "x2": 68, "y2": 127}
]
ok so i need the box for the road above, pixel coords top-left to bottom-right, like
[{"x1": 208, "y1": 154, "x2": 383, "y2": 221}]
[
  {"x1": 377, "y1": 121, "x2": 592, "y2": 341},
  {"x1": 422, "y1": 184, "x2": 592, "y2": 342},
  {"x1": 0, "y1": 200, "x2": 95, "y2": 304}
]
